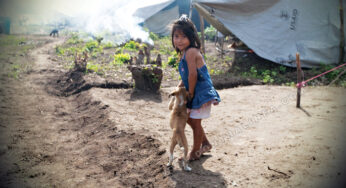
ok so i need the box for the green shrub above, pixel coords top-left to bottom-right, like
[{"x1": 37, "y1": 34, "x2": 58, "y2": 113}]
[
  {"x1": 112, "y1": 53, "x2": 130, "y2": 65},
  {"x1": 67, "y1": 32, "x2": 82, "y2": 44},
  {"x1": 85, "y1": 40, "x2": 99, "y2": 52},
  {"x1": 167, "y1": 53, "x2": 178, "y2": 68},
  {"x1": 261, "y1": 69, "x2": 274, "y2": 83},
  {"x1": 204, "y1": 26, "x2": 217, "y2": 41},
  {"x1": 102, "y1": 42, "x2": 114, "y2": 49},
  {"x1": 55, "y1": 46, "x2": 65, "y2": 55},
  {"x1": 250, "y1": 66, "x2": 258, "y2": 77},
  {"x1": 123, "y1": 40, "x2": 140, "y2": 51},
  {"x1": 149, "y1": 32, "x2": 159, "y2": 41},
  {"x1": 319, "y1": 64, "x2": 343, "y2": 82},
  {"x1": 279, "y1": 65, "x2": 286, "y2": 73},
  {"x1": 86, "y1": 63, "x2": 104, "y2": 74}
]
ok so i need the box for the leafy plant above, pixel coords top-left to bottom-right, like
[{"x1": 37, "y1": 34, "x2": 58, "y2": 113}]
[
  {"x1": 167, "y1": 53, "x2": 178, "y2": 69},
  {"x1": 261, "y1": 70, "x2": 274, "y2": 83},
  {"x1": 67, "y1": 32, "x2": 83, "y2": 44},
  {"x1": 250, "y1": 66, "x2": 258, "y2": 77},
  {"x1": 204, "y1": 26, "x2": 217, "y2": 41},
  {"x1": 319, "y1": 64, "x2": 342, "y2": 82},
  {"x1": 149, "y1": 32, "x2": 159, "y2": 41},
  {"x1": 84, "y1": 40, "x2": 99, "y2": 52},
  {"x1": 123, "y1": 40, "x2": 140, "y2": 51},
  {"x1": 279, "y1": 65, "x2": 286, "y2": 73},
  {"x1": 112, "y1": 53, "x2": 130, "y2": 65},
  {"x1": 102, "y1": 42, "x2": 114, "y2": 49},
  {"x1": 86, "y1": 63, "x2": 104, "y2": 75},
  {"x1": 55, "y1": 46, "x2": 65, "y2": 55},
  {"x1": 151, "y1": 73, "x2": 159, "y2": 83}
]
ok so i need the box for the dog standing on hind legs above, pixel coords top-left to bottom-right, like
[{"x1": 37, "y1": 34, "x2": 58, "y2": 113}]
[{"x1": 167, "y1": 87, "x2": 191, "y2": 171}]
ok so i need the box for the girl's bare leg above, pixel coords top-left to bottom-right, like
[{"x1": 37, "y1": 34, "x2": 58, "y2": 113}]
[{"x1": 187, "y1": 118, "x2": 205, "y2": 159}]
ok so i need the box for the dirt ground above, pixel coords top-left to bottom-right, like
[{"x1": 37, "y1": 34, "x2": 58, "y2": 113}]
[{"x1": 0, "y1": 35, "x2": 346, "y2": 187}]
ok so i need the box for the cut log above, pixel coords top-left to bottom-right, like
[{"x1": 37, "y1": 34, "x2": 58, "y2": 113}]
[{"x1": 127, "y1": 65, "x2": 163, "y2": 92}]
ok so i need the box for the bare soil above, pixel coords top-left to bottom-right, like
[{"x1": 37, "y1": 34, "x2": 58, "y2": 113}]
[{"x1": 0, "y1": 35, "x2": 345, "y2": 187}]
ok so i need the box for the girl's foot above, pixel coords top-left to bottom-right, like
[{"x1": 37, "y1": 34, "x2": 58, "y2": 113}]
[
  {"x1": 201, "y1": 143, "x2": 212, "y2": 154},
  {"x1": 188, "y1": 150, "x2": 201, "y2": 161}
]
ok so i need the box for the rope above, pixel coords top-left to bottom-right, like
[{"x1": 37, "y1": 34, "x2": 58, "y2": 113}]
[{"x1": 296, "y1": 63, "x2": 346, "y2": 88}]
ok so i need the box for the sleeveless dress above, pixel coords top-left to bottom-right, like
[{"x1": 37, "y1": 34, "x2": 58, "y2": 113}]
[{"x1": 178, "y1": 52, "x2": 221, "y2": 118}]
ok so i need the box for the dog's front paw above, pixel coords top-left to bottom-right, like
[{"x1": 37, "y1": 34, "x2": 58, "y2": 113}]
[{"x1": 184, "y1": 165, "x2": 192, "y2": 172}]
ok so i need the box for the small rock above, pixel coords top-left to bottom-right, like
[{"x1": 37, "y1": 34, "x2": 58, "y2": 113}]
[{"x1": 157, "y1": 149, "x2": 166, "y2": 156}]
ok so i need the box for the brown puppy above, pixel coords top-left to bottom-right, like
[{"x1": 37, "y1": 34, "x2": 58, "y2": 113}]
[{"x1": 167, "y1": 87, "x2": 191, "y2": 171}]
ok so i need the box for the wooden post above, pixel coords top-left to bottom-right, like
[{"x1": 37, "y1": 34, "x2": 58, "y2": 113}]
[
  {"x1": 296, "y1": 53, "x2": 302, "y2": 108},
  {"x1": 199, "y1": 15, "x2": 205, "y2": 54},
  {"x1": 220, "y1": 34, "x2": 224, "y2": 59},
  {"x1": 339, "y1": 0, "x2": 345, "y2": 64},
  {"x1": 189, "y1": 0, "x2": 193, "y2": 19}
]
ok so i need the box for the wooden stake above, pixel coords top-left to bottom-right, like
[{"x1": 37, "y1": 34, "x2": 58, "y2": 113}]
[
  {"x1": 199, "y1": 15, "x2": 205, "y2": 54},
  {"x1": 296, "y1": 53, "x2": 302, "y2": 108}
]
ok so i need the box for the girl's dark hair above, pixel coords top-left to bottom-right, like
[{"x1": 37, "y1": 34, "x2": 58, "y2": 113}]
[{"x1": 171, "y1": 15, "x2": 201, "y2": 55}]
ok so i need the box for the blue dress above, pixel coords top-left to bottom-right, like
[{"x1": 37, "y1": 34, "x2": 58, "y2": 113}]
[{"x1": 178, "y1": 53, "x2": 221, "y2": 109}]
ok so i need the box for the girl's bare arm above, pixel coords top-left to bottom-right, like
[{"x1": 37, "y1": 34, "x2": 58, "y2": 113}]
[{"x1": 185, "y1": 48, "x2": 198, "y2": 97}]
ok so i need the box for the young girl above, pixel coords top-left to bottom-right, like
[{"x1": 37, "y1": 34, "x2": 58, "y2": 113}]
[{"x1": 172, "y1": 15, "x2": 221, "y2": 161}]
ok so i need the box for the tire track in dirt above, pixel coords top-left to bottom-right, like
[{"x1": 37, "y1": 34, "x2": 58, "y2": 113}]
[{"x1": 0, "y1": 37, "x2": 176, "y2": 187}]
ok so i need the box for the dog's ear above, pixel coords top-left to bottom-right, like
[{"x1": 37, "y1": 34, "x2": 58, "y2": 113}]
[{"x1": 169, "y1": 91, "x2": 176, "y2": 98}]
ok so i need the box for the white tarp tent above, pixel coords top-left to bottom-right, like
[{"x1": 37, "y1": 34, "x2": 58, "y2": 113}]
[
  {"x1": 134, "y1": 0, "x2": 179, "y2": 35},
  {"x1": 194, "y1": 0, "x2": 346, "y2": 68}
]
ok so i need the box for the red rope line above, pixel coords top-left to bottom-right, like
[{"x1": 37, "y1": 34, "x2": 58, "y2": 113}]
[{"x1": 296, "y1": 63, "x2": 346, "y2": 88}]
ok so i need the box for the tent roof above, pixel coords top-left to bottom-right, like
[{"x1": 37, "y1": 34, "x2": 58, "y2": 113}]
[
  {"x1": 134, "y1": 0, "x2": 175, "y2": 21},
  {"x1": 194, "y1": 0, "x2": 346, "y2": 68}
]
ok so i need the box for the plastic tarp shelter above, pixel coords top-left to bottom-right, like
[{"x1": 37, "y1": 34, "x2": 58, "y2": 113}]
[
  {"x1": 194, "y1": 0, "x2": 346, "y2": 68},
  {"x1": 134, "y1": 0, "x2": 179, "y2": 36}
]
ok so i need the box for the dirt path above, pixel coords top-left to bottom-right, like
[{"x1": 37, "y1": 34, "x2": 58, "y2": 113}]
[
  {"x1": 91, "y1": 85, "x2": 346, "y2": 187},
  {"x1": 1, "y1": 35, "x2": 346, "y2": 187},
  {"x1": 0, "y1": 37, "x2": 174, "y2": 187}
]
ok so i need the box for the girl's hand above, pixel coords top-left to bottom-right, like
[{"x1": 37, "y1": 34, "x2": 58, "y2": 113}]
[{"x1": 188, "y1": 91, "x2": 194, "y2": 99}]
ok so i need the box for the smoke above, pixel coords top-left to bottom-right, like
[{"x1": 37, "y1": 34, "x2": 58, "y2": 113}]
[
  {"x1": 57, "y1": 0, "x2": 167, "y2": 44},
  {"x1": 1, "y1": 0, "x2": 168, "y2": 44}
]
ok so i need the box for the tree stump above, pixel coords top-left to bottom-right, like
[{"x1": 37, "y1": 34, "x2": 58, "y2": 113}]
[
  {"x1": 155, "y1": 54, "x2": 162, "y2": 67},
  {"x1": 74, "y1": 52, "x2": 88, "y2": 72},
  {"x1": 136, "y1": 50, "x2": 144, "y2": 65},
  {"x1": 127, "y1": 65, "x2": 163, "y2": 92}
]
